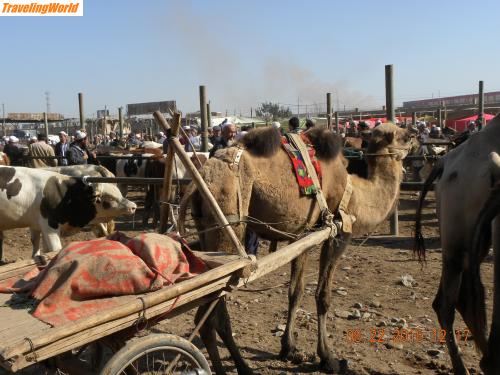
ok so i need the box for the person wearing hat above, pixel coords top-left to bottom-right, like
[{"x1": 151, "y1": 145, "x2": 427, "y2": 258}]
[
  {"x1": 209, "y1": 125, "x2": 222, "y2": 144},
  {"x1": 55, "y1": 131, "x2": 69, "y2": 166},
  {"x1": 28, "y1": 133, "x2": 57, "y2": 168},
  {"x1": 67, "y1": 131, "x2": 93, "y2": 165},
  {"x1": 3, "y1": 136, "x2": 24, "y2": 166}
]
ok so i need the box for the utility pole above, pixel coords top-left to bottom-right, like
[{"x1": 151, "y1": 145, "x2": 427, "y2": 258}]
[
  {"x1": 327, "y1": 93, "x2": 332, "y2": 130},
  {"x1": 118, "y1": 107, "x2": 124, "y2": 140}
]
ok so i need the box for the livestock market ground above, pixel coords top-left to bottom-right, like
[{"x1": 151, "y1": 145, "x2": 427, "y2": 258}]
[{"x1": 0, "y1": 190, "x2": 493, "y2": 375}]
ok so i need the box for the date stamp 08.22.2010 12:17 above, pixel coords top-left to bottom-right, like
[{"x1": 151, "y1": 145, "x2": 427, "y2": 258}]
[{"x1": 345, "y1": 327, "x2": 471, "y2": 344}]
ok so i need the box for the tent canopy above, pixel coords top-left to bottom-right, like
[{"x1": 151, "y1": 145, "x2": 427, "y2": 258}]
[{"x1": 445, "y1": 114, "x2": 495, "y2": 132}]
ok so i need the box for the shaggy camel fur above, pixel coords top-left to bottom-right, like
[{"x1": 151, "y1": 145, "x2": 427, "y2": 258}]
[
  {"x1": 181, "y1": 123, "x2": 410, "y2": 374},
  {"x1": 414, "y1": 113, "x2": 500, "y2": 375}
]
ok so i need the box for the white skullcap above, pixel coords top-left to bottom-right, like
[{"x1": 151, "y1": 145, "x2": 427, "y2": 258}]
[
  {"x1": 9, "y1": 136, "x2": 19, "y2": 143},
  {"x1": 59, "y1": 131, "x2": 67, "y2": 136},
  {"x1": 271, "y1": 121, "x2": 281, "y2": 128},
  {"x1": 75, "y1": 130, "x2": 87, "y2": 140},
  {"x1": 158, "y1": 131, "x2": 164, "y2": 136}
]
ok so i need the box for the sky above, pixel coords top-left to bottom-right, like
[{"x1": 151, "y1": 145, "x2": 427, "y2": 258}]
[{"x1": 1, "y1": 0, "x2": 499, "y2": 118}]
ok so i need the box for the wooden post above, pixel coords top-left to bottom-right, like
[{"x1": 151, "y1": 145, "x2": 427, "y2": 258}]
[
  {"x1": 478, "y1": 80, "x2": 484, "y2": 130},
  {"x1": 154, "y1": 111, "x2": 248, "y2": 258},
  {"x1": 412, "y1": 112, "x2": 416, "y2": 127},
  {"x1": 385, "y1": 64, "x2": 398, "y2": 235},
  {"x1": 385, "y1": 64, "x2": 395, "y2": 122},
  {"x1": 326, "y1": 93, "x2": 332, "y2": 130},
  {"x1": 206, "y1": 102, "x2": 212, "y2": 130},
  {"x1": 78, "y1": 93, "x2": 85, "y2": 131},
  {"x1": 335, "y1": 111, "x2": 339, "y2": 133},
  {"x1": 118, "y1": 107, "x2": 124, "y2": 140},
  {"x1": 199, "y1": 85, "x2": 209, "y2": 152},
  {"x1": 437, "y1": 107, "x2": 442, "y2": 128},
  {"x1": 43, "y1": 112, "x2": 49, "y2": 137},
  {"x1": 103, "y1": 106, "x2": 107, "y2": 137},
  {"x1": 155, "y1": 111, "x2": 181, "y2": 233}
]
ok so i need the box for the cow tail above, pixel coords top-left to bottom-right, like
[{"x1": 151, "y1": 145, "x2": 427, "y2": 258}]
[{"x1": 413, "y1": 160, "x2": 444, "y2": 262}]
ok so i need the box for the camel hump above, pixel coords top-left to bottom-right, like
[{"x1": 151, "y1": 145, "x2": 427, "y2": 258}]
[
  {"x1": 241, "y1": 127, "x2": 282, "y2": 157},
  {"x1": 489, "y1": 152, "x2": 500, "y2": 179},
  {"x1": 304, "y1": 127, "x2": 342, "y2": 160}
]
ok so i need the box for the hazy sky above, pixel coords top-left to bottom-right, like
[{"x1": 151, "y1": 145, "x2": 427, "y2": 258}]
[{"x1": 1, "y1": 0, "x2": 499, "y2": 118}]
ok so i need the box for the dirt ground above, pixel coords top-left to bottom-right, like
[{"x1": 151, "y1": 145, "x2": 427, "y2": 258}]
[{"x1": 0, "y1": 189, "x2": 494, "y2": 375}]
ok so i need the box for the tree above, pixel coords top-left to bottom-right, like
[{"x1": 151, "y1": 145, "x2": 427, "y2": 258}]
[{"x1": 255, "y1": 102, "x2": 292, "y2": 121}]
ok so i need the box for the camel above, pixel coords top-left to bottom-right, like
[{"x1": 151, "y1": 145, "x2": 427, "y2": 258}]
[
  {"x1": 414, "y1": 113, "x2": 500, "y2": 375},
  {"x1": 180, "y1": 123, "x2": 410, "y2": 373}
]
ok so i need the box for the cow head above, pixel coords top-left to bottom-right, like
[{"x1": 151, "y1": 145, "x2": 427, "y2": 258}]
[
  {"x1": 91, "y1": 182, "x2": 137, "y2": 221},
  {"x1": 40, "y1": 176, "x2": 136, "y2": 230}
]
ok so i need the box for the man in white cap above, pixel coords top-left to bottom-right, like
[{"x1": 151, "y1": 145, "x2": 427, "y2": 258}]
[
  {"x1": 55, "y1": 131, "x2": 69, "y2": 166},
  {"x1": 28, "y1": 133, "x2": 57, "y2": 168},
  {"x1": 3, "y1": 136, "x2": 24, "y2": 166},
  {"x1": 67, "y1": 130, "x2": 93, "y2": 165}
]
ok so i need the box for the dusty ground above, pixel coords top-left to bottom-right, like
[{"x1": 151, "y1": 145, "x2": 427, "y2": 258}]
[{"x1": 0, "y1": 189, "x2": 494, "y2": 375}]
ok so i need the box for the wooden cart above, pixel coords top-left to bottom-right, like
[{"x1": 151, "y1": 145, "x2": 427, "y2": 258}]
[
  {"x1": 0, "y1": 229, "x2": 331, "y2": 374},
  {"x1": 0, "y1": 111, "x2": 337, "y2": 374}
]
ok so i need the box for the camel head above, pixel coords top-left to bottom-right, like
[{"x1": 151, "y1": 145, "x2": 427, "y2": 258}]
[{"x1": 367, "y1": 123, "x2": 411, "y2": 161}]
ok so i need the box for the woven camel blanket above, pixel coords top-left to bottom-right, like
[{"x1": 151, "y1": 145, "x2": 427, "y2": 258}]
[
  {"x1": 0, "y1": 232, "x2": 206, "y2": 326},
  {"x1": 281, "y1": 134, "x2": 322, "y2": 195}
]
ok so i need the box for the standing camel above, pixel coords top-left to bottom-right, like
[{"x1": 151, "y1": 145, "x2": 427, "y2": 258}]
[
  {"x1": 181, "y1": 123, "x2": 410, "y2": 373},
  {"x1": 414, "y1": 113, "x2": 500, "y2": 375}
]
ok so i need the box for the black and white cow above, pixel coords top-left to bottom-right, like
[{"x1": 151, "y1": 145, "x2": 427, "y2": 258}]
[{"x1": 0, "y1": 166, "x2": 136, "y2": 261}]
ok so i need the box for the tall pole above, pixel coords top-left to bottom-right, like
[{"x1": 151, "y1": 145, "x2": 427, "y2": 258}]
[
  {"x1": 478, "y1": 80, "x2": 484, "y2": 130},
  {"x1": 385, "y1": 64, "x2": 398, "y2": 235},
  {"x1": 437, "y1": 107, "x2": 442, "y2": 128},
  {"x1": 199, "y1": 85, "x2": 209, "y2": 152},
  {"x1": 1, "y1": 103, "x2": 5, "y2": 138},
  {"x1": 326, "y1": 92, "x2": 332, "y2": 130},
  {"x1": 103, "y1": 105, "x2": 107, "y2": 137},
  {"x1": 385, "y1": 64, "x2": 395, "y2": 122},
  {"x1": 334, "y1": 111, "x2": 339, "y2": 134},
  {"x1": 206, "y1": 102, "x2": 212, "y2": 130},
  {"x1": 412, "y1": 112, "x2": 416, "y2": 127},
  {"x1": 78, "y1": 92, "x2": 85, "y2": 131},
  {"x1": 118, "y1": 107, "x2": 124, "y2": 140},
  {"x1": 43, "y1": 112, "x2": 49, "y2": 137}
]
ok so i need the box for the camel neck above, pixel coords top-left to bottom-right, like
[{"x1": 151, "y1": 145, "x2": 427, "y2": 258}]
[{"x1": 348, "y1": 154, "x2": 402, "y2": 235}]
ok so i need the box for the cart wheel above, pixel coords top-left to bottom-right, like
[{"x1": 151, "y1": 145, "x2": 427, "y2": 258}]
[{"x1": 99, "y1": 333, "x2": 211, "y2": 375}]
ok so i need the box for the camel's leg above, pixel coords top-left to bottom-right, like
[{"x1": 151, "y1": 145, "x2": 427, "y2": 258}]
[
  {"x1": 196, "y1": 300, "x2": 253, "y2": 375},
  {"x1": 195, "y1": 305, "x2": 225, "y2": 375},
  {"x1": 481, "y1": 218, "x2": 500, "y2": 375},
  {"x1": 280, "y1": 251, "x2": 309, "y2": 360},
  {"x1": 316, "y1": 238, "x2": 349, "y2": 372},
  {"x1": 268, "y1": 240, "x2": 278, "y2": 253},
  {"x1": 0, "y1": 231, "x2": 3, "y2": 263},
  {"x1": 433, "y1": 253, "x2": 469, "y2": 375}
]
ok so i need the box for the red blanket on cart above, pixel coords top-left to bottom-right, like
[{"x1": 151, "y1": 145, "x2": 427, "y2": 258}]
[{"x1": 0, "y1": 233, "x2": 206, "y2": 326}]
